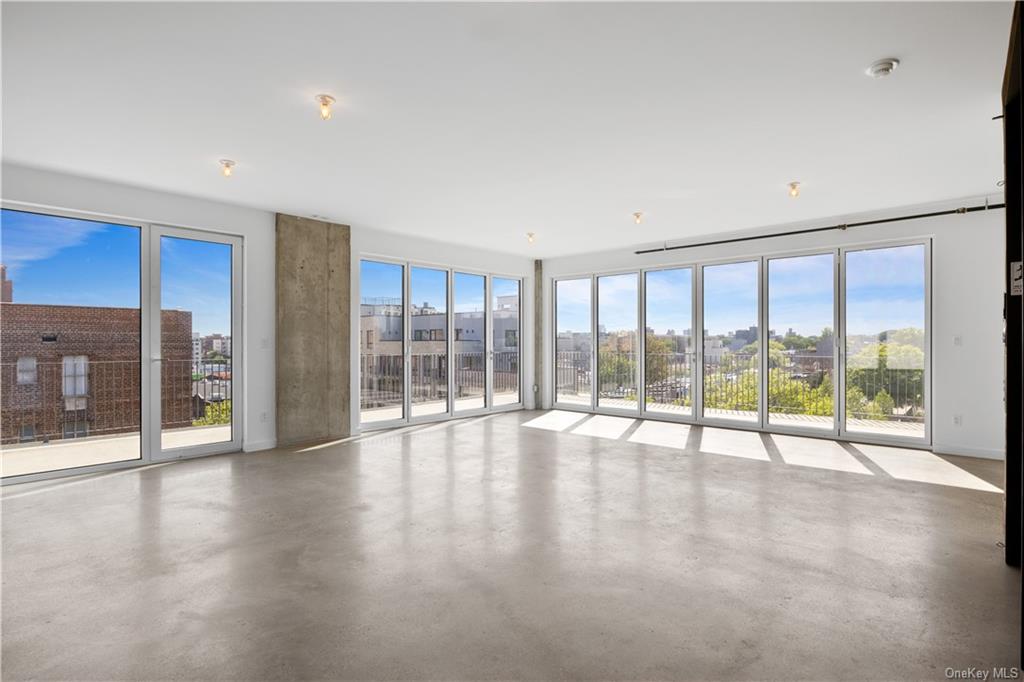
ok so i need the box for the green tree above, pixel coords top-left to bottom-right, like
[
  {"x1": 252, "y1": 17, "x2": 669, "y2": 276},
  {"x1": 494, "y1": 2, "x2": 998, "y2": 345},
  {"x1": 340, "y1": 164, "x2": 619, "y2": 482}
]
[{"x1": 644, "y1": 335, "x2": 675, "y2": 385}]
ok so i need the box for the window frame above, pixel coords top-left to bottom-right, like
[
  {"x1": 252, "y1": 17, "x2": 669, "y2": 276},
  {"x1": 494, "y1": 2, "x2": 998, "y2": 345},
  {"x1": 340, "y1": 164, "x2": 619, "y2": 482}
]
[{"x1": 549, "y1": 237, "x2": 932, "y2": 449}]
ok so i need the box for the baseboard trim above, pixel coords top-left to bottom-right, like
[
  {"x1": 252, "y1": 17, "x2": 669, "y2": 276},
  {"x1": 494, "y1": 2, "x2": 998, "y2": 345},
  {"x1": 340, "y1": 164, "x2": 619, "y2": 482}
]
[
  {"x1": 243, "y1": 439, "x2": 277, "y2": 453},
  {"x1": 932, "y1": 443, "x2": 1005, "y2": 461}
]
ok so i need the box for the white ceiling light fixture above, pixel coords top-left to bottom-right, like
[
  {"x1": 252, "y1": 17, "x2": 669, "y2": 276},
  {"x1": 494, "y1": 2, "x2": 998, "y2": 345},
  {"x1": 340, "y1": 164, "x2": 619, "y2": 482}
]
[
  {"x1": 219, "y1": 159, "x2": 236, "y2": 177},
  {"x1": 527, "y1": 232, "x2": 536, "y2": 244},
  {"x1": 788, "y1": 181, "x2": 800, "y2": 198},
  {"x1": 865, "y1": 57, "x2": 900, "y2": 78},
  {"x1": 315, "y1": 94, "x2": 336, "y2": 120},
  {"x1": 633, "y1": 211, "x2": 644, "y2": 224}
]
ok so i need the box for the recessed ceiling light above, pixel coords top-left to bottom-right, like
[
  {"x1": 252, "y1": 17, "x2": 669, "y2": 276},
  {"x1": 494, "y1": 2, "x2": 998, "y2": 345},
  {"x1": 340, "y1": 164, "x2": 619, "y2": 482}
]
[
  {"x1": 219, "y1": 159, "x2": 236, "y2": 177},
  {"x1": 788, "y1": 181, "x2": 800, "y2": 198},
  {"x1": 866, "y1": 58, "x2": 900, "y2": 78},
  {"x1": 527, "y1": 232, "x2": 536, "y2": 244},
  {"x1": 633, "y1": 211, "x2": 644, "y2": 224},
  {"x1": 315, "y1": 94, "x2": 336, "y2": 120}
]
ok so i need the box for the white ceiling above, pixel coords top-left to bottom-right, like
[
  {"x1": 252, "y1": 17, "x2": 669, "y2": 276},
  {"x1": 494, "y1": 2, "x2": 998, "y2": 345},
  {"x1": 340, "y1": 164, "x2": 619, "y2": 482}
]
[{"x1": 1, "y1": 2, "x2": 1012, "y2": 258}]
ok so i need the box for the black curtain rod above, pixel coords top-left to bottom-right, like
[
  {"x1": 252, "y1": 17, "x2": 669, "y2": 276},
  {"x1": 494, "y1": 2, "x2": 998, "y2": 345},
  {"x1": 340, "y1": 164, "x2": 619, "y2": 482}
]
[{"x1": 634, "y1": 202, "x2": 1006, "y2": 255}]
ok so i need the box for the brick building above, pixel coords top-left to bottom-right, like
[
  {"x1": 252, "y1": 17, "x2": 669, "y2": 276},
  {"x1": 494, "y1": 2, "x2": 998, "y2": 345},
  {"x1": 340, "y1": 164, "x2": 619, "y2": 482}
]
[{"x1": 0, "y1": 303, "x2": 193, "y2": 444}]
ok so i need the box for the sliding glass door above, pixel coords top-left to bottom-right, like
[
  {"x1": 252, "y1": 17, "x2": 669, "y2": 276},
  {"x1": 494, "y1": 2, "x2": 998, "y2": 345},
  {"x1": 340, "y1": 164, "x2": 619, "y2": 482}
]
[
  {"x1": 454, "y1": 272, "x2": 487, "y2": 413},
  {"x1": 554, "y1": 278, "x2": 593, "y2": 406},
  {"x1": 155, "y1": 227, "x2": 241, "y2": 459},
  {"x1": 358, "y1": 261, "x2": 522, "y2": 428},
  {"x1": 0, "y1": 209, "x2": 143, "y2": 478},
  {"x1": 359, "y1": 260, "x2": 405, "y2": 425},
  {"x1": 596, "y1": 273, "x2": 639, "y2": 411},
  {"x1": 1, "y1": 207, "x2": 244, "y2": 481},
  {"x1": 766, "y1": 253, "x2": 836, "y2": 432},
  {"x1": 556, "y1": 241, "x2": 928, "y2": 446},
  {"x1": 643, "y1": 268, "x2": 694, "y2": 417},
  {"x1": 702, "y1": 261, "x2": 759, "y2": 424},
  {"x1": 410, "y1": 266, "x2": 448, "y2": 418},
  {"x1": 842, "y1": 244, "x2": 928, "y2": 441},
  {"x1": 492, "y1": 277, "x2": 521, "y2": 407}
]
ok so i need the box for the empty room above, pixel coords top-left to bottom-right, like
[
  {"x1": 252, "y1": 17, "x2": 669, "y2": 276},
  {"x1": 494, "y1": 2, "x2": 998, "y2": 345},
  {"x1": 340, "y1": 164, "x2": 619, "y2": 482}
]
[{"x1": 2, "y1": 1, "x2": 1023, "y2": 680}]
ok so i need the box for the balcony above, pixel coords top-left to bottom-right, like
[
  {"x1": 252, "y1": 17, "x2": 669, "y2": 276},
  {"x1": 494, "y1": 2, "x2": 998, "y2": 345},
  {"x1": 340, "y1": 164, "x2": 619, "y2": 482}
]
[
  {"x1": 1, "y1": 359, "x2": 232, "y2": 477},
  {"x1": 360, "y1": 351, "x2": 521, "y2": 423}
]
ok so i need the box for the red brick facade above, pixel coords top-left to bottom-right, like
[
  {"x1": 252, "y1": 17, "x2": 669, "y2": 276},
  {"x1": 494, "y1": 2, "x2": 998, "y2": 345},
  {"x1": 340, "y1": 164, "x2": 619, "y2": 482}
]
[{"x1": 0, "y1": 303, "x2": 193, "y2": 444}]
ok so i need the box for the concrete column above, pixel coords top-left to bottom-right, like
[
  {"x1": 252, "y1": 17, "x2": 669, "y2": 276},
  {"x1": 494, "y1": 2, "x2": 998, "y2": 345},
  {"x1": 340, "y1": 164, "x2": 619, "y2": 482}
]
[{"x1": 275, "y1": 214, "x2": 350, "y2": 445}]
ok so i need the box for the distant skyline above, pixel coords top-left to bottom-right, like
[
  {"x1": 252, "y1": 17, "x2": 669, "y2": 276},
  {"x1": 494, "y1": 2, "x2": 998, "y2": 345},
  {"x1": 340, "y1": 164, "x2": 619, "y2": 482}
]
[{"x1": 1, "y1": 208, "x2": 232, "y2": 336}]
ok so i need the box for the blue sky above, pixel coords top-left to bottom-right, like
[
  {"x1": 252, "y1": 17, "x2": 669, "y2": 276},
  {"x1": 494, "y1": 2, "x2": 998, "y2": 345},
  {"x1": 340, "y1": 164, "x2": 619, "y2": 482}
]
[
  {"x1": 362, "y1": 260, "x2": 519, "y2": 314},
  {"x1": 556, "y1": 246, "x2": 924, "y2": 339},
  {"x1": 1, "y1": 209, "x2": 231, "y2": 336},
  {"x1": 646, "y1": 268, "x2": 692, "y2": 336},
  {"x1": 767, "y1": 253, "x2": 833, "y2": 337}
]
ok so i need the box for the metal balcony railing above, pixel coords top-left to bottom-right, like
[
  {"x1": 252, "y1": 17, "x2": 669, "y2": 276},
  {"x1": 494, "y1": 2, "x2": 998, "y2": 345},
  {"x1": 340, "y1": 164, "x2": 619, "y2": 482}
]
[
  {"x1": 359, "y1": 351, "x2": 520, "y2": 410},
  {"x1": 554, "y1": 349, "x2": 925, "y2": 428},
  {"x1": 1, "y1": 359, "x2": 231, "y2": 445}
]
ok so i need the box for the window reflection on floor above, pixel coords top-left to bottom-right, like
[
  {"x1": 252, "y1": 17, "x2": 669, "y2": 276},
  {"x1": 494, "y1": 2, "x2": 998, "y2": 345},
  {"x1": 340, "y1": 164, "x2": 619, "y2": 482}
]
[
  {"x1": 521, "y1": 410, "x2": 590, "y2": 432},
  {"x1": 627, "y1": 420, "x2": 690, "y2": 449},
  {"x1": 569, "y1": 415, "x2": 635, "y2": 440},
  {"x1": 772, "y1": 434, "x2": 872, "y2": 475},
  {"x1": 699, "y1": 427, "x2": 770, "y2": 461},
  {"x1": 850, "y1": 443, "x2": 1000, "y2": 492},
  {"x1": 519, "y1": 411, "x2": 1002, "y2": 493}
]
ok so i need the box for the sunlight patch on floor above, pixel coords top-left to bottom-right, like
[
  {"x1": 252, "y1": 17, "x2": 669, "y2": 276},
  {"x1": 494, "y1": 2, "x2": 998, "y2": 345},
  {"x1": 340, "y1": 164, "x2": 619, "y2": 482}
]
[
  {"x1": 699, "y1": 427, "x2": 770, "y2": 461},
  {"x1": 521, "y1": 410, "x2": 590, "y2": 432},
  {"x1": 570, "y1": 415, "x2": 637, "y2": 440},
  {"x1": 771, "y1": 434, "x2": 873, "y2": 475},
  {"x1": 852, "y1": 444, "x2": 1001, "y2": 492},
  {"x1": 627, "y1": 420, "x2": 690, "y2": 450}
]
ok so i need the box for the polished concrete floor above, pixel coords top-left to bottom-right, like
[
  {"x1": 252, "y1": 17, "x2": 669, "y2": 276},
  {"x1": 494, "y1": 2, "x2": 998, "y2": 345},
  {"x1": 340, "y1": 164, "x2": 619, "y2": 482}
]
[{"x1": 2, "y1": 411, "x2": 1018, "y2": 680}]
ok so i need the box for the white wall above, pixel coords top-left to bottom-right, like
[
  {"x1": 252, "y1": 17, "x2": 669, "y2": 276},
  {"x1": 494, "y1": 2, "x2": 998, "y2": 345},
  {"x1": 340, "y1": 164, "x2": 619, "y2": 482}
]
[
  {"x1": 1, "y1": 163, "x2": 278, "y2": 451},
  {"x1": 541, "y1": 196, "x2": 1006, "y2": 460},
  {"x1": 350, "y1": 226, "x2": 536, "y2": 434}
]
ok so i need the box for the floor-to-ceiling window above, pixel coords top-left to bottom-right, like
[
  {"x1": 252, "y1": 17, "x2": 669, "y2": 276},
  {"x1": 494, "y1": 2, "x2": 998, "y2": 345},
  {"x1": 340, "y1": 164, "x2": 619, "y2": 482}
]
[
  {"x1": 843, "y1": 244, "x2": 927, "y2": 439},
  {"x1": 159, "y1": 234, "x2": 236, "y2": 451},
  {"x1": 454, "y1": 272, "x2": 486, "y2": 412},
  {"x1": 554, "y1": 278, "x2": 593, "y2": 406},
  {"x1": 551, "y1": 241, "x2": 929, "y2": 444},
  {"x1": 359, "y1": 260, "x2": 405, "y2": 424},
  {"x1": 596, "y1": 273, "x2": 639, "y2": 410},
  {"x1": 410, "y1": 266, "x2": 448, "y2": 418},
  {"x1": 492, "y1": 277, "x2": 521, "y2": 407},
  {"x1": 1, "y1": 208, "x2": 243, "y2": 481},
  {"x1": 766, "y1": 253, "x2": 835, "y2": 431},
  {"x1": 358, "y1": 262, "x2": 522, "y2": 428},
  {"x1": 644, "y1": 268, "x2": 694, "y2": 417},
  {"x1": 1, "y1": 209, "x2": 142, "y2": 477},
  {"x1": 702, "y1": 261, "x2": 759, "y2": 423}
]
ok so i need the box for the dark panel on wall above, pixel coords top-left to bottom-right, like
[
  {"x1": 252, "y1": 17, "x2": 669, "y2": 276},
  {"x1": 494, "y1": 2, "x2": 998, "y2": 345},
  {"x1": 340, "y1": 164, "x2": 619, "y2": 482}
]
[{"x1": 1002, "y1": 0, "x2": 1023, "y2": 663}]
